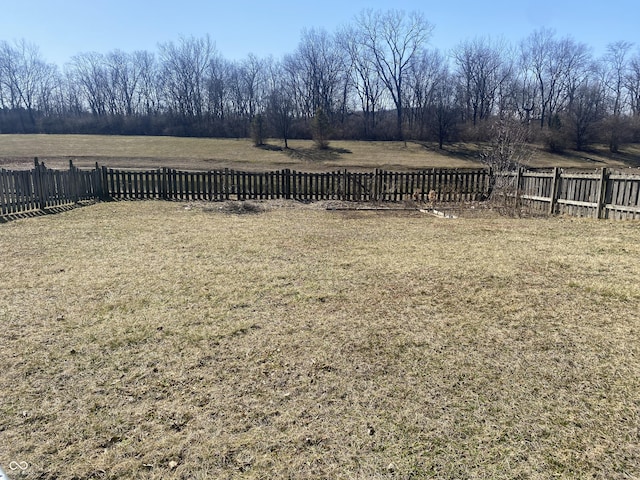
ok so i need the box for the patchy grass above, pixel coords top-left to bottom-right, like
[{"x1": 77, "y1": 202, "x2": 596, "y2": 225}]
[
  {"x1": 1, "y1": 134, "x2": 639, "y2": 171},
  {"x1": 1, "y1": 201, "x2": 640, "y2": 479}
]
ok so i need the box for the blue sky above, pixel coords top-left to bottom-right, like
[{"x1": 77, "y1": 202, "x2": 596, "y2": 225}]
[{"x1": 2, "y1": 0, "x2": 638, "y2": 66}]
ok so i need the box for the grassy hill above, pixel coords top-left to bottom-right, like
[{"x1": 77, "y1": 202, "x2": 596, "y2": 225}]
[{"x1": 1, "y1": 134, "x2": 639, "y2": 171}]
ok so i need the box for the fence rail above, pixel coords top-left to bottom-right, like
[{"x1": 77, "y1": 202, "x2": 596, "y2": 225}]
[{"x1": 2, "y1": 159, "x2": 640, "y2": 220}]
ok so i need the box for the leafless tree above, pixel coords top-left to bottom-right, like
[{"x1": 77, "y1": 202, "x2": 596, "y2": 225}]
[
  {"x1": 337, "y1": 25, "x2": 384, "y2": 138},
  {"x1": 267, "y1": 75, "x2": 294, "y2": 148},
  {"x1": 627, "y1": 53, "x2": 640, "y2": 118},
  {"x1": 355, "y1": 9, "x2": 434, "y2": 140},
  {"x1": 205, "y1": 54, "x2": 231, "y2": 129},
  {"x1": 283, "y1": 28, "x2": 345, "y2": 120},
  {"x1": 158, "y1": 35, "x2": 216, "y2": 121},
  {"x1": 239, "y1": 53, "x2": 267, "y2": 121},
  {"x1": 431, "y1": 68, "x2": 461, "y2": 149},
  {"x1": 0, "y1": 39, "x2": 59, "y2": 129},
  {"x1": 601, "y1": 41, "x2": 634, "y2": 151},
  {"x1": 564, "y1": 74, "x2": 606, "y2": 150},
  {"x1": 69, "y1": 52, "x2": 109, "y2": 116},
  {"x1": 103, "y1": 50, "x2": 145, "y2": 116},
  {"x1": 452, "y1": 37, "x2": 512, "y2": 125},
  {"x1": 520, "y1": 28, "x2": 591, "y2": 129},
  {"x1": 406, "y1": 48, "x2": 447, "y2": 139},
  {"x1": 132, "y1": 50, "x2": 161, "y2": 117}
]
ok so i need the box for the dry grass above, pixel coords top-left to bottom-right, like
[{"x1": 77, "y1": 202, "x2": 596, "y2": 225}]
[
  {"x1": 1, "y1": 134, "x2": 639, "y2": 171},
  {"x1": 1, "y1": 201, "x2": 640, "y2": 479}
]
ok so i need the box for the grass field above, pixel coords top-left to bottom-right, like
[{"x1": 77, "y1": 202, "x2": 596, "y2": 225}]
[
  {"x1": 1, "y1": 134, "x2": 640, "y2": 171},
  {"x1": 1, "y1": 200, "x2": 640, "y2": 479}
]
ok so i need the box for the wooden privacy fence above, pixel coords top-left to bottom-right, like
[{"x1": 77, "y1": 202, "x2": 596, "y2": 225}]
[
  {"x1": 102, "y1": 167, "x2": 490, "y2": 203},
  {"x1": 2, "y1": 160, "x2": 640, "y2": 220},
  {"x1": 496, "y1": 167, "x2": 640, "y2": 220},
  {"x1": 0, "y1": 162, "x2": 490, "y2": 217},
  {"x1": 0, "y1": 159, "x2": 102, "y2": 216}
]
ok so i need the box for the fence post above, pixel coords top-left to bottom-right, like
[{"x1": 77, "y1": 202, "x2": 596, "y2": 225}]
[
  {"x1": 548, "y1": 167, "x2": 560, "y2": 215},
  {"x1": 483, "y1": 167, "x2": 492, "y2": 199},
  {"x1": 100, "y1": 166, "x2": 109, "y2": 200},
  {"x1": 33, "y1": 157, "x2": 45, "y2": 210},
  {"x1": 371, "y1": 169, "x2": 377, "y2": 202},
  {"x1": 69, "y1": 159, "x2": 79, "y2": 203},
  {"x1": 514, "y1": 167, "x2": 523, "y2": 209},
  {"x1": 222, "y1": 168, "x2": 228, "y2": 200},
  {"x1": 596, "y1": 167, "x2": 609, "y2": 219},
  {"x1": 282, "y1": 169, "x2": 291, "y2": 200}
]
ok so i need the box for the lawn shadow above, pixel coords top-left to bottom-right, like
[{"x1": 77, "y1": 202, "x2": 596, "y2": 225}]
[
  {"x1": 256, "y1": 143, "x2": 284, "y2": 152},
  {"x1": 285, "y1": 146, "x2": 352, "y2": 162},
  {"x1": 415, "y1": 141, "x2": 481, "y2": 162}
]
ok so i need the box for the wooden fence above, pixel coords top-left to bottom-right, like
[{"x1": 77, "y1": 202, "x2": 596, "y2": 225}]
[
  {"x1": 495, "y1": 167, "x2": 640, "y2": 219},
  {"x1": 1, "y1": 160, "x2": 103, "y2": 217},
  {"x1": 101, "y1": 167, "x2": 490, "y2": 203},
  {"x1": 2, "y1": 160, "x2": 640, "y2": 220}
]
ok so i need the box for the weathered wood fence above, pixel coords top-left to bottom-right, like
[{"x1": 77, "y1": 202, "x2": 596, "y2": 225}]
[
  {"x1": 2, "y1": 160, "x2": 640, "y2": 220},
  {"x1": 102, "y1": 167, "x2": 490, "y2": 203},
  {"x1": 0, "y1": 159, "x2": 102, "y2": 216},
  {"x1": 495, "y1": 167, "x2": 640, "y2": 220}
]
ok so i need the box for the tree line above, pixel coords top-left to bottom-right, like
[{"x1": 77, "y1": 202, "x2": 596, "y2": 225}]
[{"x1": 1, "y1": 9, "x2": 640, "y2": 153}]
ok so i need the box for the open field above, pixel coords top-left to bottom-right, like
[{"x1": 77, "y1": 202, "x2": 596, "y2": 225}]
[
  {"x1": 1, "y1": 201, "x2": 640, "y2": 479},
  {"x1": 1, "y1": 134, "x2": 640, "y2": 171}
]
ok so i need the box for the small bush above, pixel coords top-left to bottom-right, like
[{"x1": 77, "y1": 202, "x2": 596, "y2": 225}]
[{"x1": 311, "y1": 108, "x2": 331, "y2": 150}]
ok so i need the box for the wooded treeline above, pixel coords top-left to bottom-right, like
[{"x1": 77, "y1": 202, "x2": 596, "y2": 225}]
[{"x1": 2, "y1": 9, "x2": 640, "y2": 152}]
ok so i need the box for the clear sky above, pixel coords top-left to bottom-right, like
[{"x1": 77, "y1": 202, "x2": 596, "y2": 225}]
[{"x1": 1, "y1": 0, "x2": 638, "y2": 66}]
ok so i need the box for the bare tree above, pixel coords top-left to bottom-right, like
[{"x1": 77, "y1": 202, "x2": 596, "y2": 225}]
[
  {"x1": 355, "y1": 9, "x2": 434, "y2": 140},
  {"x1": 565, "y1": 74, "x2": 606, "y2": 150},
  {"x1": 158, "y1": 35, "x2": 216, "y2": 122},
  {"x1": 406, "y1": 48, "x2": 446, "y2": 139},
  {"x1": 69, "y1": 52, "x2": 109, "y2": 116},
  {"x1": 453, "y1": 37, "x2": 512, "y2": 126},
  {"x1": 0, "y1": 39, "x2": 59, "y2": 130},
  {"x1": 481, "y1": 115, "x2": 531, "y2": 171},
  {"x1": 601, "y1": 41, "x2": 634, "y2": 151},
  {"x1": 267, "y1": 78, "x2": 294, "y2": 148},
  {"x1": 627, "y1": 52, "x2": 640, "y2": 118},
  {"x1": 104, "y1": 50, "x2": 145, "y2": 116},
  {"x1": 337, "y1": 25, "x2": 384, "y2": 138},
  {"x1": 431, "y1": 68, "x2": 460, "y2": 149},
  {"x1": 520, "y1": 29, "x2": 591, "y2": 129},
  {"x1": 283, "y1": 28, "x2": 345, "y2": 121},
  {"x1": 132, "y1": 50, "x2": 161, "y2": 117},
  {"x1": 240, "y1": 53, "x2": 267, "y2": 121}
]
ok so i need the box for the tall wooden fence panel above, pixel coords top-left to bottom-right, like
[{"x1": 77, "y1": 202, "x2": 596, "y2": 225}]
[
  {"x1": 496, "y1": 167, "x2": 640, "y2": 219},
  {"x1": 605, "y1": 171, "x2": 640, "y2": 219},
  {"x1": 0, "y1": 160, "x2": 102, "y2": 217}
]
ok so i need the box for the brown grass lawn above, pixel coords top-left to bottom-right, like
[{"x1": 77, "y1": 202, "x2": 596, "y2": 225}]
[
  {"x1": 1, "y1": 134, "x2": 639, "y2": 171},
  {"x1": 1, "y1": 201, "x2": 640, "y2": 479}
]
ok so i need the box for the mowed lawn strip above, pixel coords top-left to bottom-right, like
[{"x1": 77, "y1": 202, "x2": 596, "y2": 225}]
[{"x1": 1, "y1": 201, "x2": 640, "y2": 479}]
